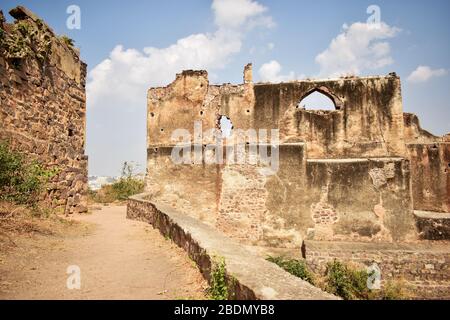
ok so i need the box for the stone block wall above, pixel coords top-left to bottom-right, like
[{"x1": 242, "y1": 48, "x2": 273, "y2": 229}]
[
  {"x1": 148, "y1": 68, "x2": 407, "y2": 158},
  {"x1": 145, "y1": 143, "x2": 308, "y2": 248},
  {"x1": 304, "y1": 240, "x2": 450, "y2": 299},
  {"x1": 217, "y1": 143, "x2": 307, "y2": 248},
  {"x1": 145, "y1": 143, "x2": 417, "y2": 246},
  {"x1": 145, "y1": 64, "x2": 448, "y2": 247},
  {"x1": 0, "y1": 7, "x2": 88, "y2": 213},
  {"x1": 145, "y1": 145, "x2": 220, "y2": 226},
  {"x1": 415, "y1": 211, "x2": 450, "y2": 240},
  {"x1": 407, "y1": 143, "x2": 450, "y2": 213},
  {"x1": 254, "y1": 75, "x2": 406, "y2": 158},
  {"x1": 305, "y1": 158, "x2": 416, "y2": 242}
]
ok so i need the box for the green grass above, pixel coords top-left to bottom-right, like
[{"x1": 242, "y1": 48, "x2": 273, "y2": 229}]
[
  {"x1": 324, "y1": 260, "x2": 372, "y2": 300},
  {"x1": 266, "y1": 256, "x2": 315, "y2": 285},
  {"x1": 208, "y1": 257, "x2": 228, "y2": 300},
  {"x1": 265, "y1": 255, "x2": 410, "y2": 300}
]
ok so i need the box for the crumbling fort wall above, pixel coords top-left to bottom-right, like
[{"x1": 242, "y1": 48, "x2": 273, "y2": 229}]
[
  {"x1": 0, "y1": 7, "x2": 88, "y2": 213},
  {"x1": 146, "y1": 64, "x2": 449, "y2": 247},
  {"x1": 403, "y1": 114, "x2": 450, "y2": 213}
]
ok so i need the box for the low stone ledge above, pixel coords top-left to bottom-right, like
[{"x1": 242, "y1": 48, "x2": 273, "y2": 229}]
[
  {"x1": 127, "y1": 193, "x2": 338, "y2": 300},
  {"x1": 414, "y1": 210, "x2": 450, "y2": 240}
]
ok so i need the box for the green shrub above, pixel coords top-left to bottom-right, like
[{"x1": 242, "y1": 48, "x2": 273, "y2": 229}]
[
  {"x1": 266, "y1": 256, "x2": 315, "y2": 285},
  {"x1": 209, "y1": 257, "x2": 228, "y2": 300},
  {"x1": 110, "y1": 177, "x2": 144, "y2": 200},
  {"x1": 0, "y1": 142, "x2": 58, "y2": 205},
  {"x1": 325, "y1": 260, "x2": 372, "y2": 300},
  {"x1": 60, "y1": 35, "x2": 74, "y2": 47},
  {"x1": 1, "y1": 20, "x2": 52, "y2": 67},
  {"x1": 376, "y1": 280, "x2": 409, "y2": 300},
  {"x1": 88, "y1": 162, "x2": 144, "y2": 204}
]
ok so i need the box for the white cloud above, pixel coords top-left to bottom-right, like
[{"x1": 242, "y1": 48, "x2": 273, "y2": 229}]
[
  {"x1": 212, "y1": 0, "x2": 274, "y2": 30},
  {"x1": 87, "y1": 0, "x2": 273, "y2": 108},
  {"x1": 86, "y1": 0, "x2": 274, "y2": 176},
  {"x1": 258, "y1": 60, "x2": 303, "y2": 82},
  {"x1": 407, "y1": 65, "x2": 448, "y2": 83},
  {"x1": 315, "y1": 22, "x2": 400, "y2": 77}
]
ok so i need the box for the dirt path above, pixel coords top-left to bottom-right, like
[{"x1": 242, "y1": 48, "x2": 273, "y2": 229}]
[{"x1": 0, "y1": 205, "x2": 207, "y2": 300}]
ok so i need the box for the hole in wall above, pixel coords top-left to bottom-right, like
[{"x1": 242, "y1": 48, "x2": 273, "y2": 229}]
[
  {"x1": 218, "y1": 115, "x2": 233, "y2": 138},
  {"x1": 246, "y1": 109, "x2": 250, "y2": 113},
  {"x1": 160, "y1": 128, "x2": 164, "y2": 132},
  {"x1": 297, "y1": 90, "x2": 336, "y2": 111},
  {"x1": 68, "y1": 128, "x2": 74, "y2": 137},
  {"x1": 150, "y1": 112, "x2": 155, "y2": 117},
  {"x1": 200, "y1": 111, "x2": 204, "y2": 116}
]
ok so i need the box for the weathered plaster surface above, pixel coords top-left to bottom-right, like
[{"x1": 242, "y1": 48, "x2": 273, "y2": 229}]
[{"x1": 145, "y1": 64, "x2": 449, "y2": 247}]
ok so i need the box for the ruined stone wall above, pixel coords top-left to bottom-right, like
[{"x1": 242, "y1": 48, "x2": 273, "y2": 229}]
[
  {"x1": 146, "y1": 65, "x2": 450, "y2": 247},
  {"x1": 305, "y1": 158, "x2": 416, "y2": 242},
  {"x1": 147, "y1": 69, "x2": 254, "y2": 147},
  {"x1": 0, "y1": 7, "x2": 88, "y2": 213},
  {"x1": 304, "y1": 240, "x2": 450, "y2": 299},
  {"x1": 148, "y1": 69, "x2": 406, "y2": 158},
  {"x1": 146, "y1": 147, "x2": 417, "y2": 246},
  {"x1": 146, "y1": 143, "x2": 307, "y2": 247},
  {"x1": 402, "y1": 113, "x2": 450, "y2": 213},
  {"x1": 146, "y1": 145, "x2": 220, "y2": 226},
  {"x1": 403, "y1": 113, "x2": 441, "y2": 144},
  {"x1": 216, "y1": 143, "x2": 307, "y2": 247},
  {"x1": 401, "y1": 112, "x2": 450, "y2": 213},
  {"x1": 407, "y1": 143, "x2": 450, "y2": 213},
  {"x1": 255, "y1": 74, "x2": 406, "y2": 158}
]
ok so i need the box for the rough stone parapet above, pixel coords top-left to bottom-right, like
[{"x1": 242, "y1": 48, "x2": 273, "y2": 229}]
[{"x1": 127, "y1": 194, "x2": 338, "y2": 300}]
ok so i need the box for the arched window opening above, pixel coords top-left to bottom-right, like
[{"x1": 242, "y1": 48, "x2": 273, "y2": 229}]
[
  {"x1": 219, "y1": 115, "x2": 233, "y2": 138},
  {"x1": 297, "y1": 90, "x2": 337, "y2": 111}
]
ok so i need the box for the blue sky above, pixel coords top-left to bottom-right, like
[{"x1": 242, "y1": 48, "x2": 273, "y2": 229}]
[{"x1": 1, "y1": 0, "x2": 449, "y2": 176}]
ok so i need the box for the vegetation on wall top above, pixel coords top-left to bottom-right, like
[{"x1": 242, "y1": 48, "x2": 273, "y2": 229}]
[
  {"x1": 59, "y1": 35, "x2": 75, "y2": 48},
  {"x1": 0, "y1": 18, "x2": 52, "y2": 67}
]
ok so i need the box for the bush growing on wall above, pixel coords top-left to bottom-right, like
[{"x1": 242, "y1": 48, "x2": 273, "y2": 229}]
[
  {"x1": 266, "y1": 256, "x2": 315, "y2": 285},
  {"x1": 0, "y1": 141, "x2": 57, "y2": 205},
  {"x1": 324, "y1": 260, "x2": 372, "y2": 300}
]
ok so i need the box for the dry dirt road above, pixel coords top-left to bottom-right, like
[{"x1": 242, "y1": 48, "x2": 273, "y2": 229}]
[{"x1": 0, "y1": 205, "x2": 207, "y2": 299}]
